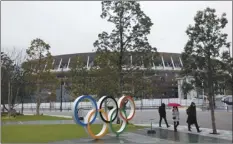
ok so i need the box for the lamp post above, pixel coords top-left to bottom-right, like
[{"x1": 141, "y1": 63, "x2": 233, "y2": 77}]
[
  {"x1": 48, "y1": 92, "x2": 52, "y2": 111},
  {"x1": 60, "y1": 66, "x2": 64, "y2": 112}
]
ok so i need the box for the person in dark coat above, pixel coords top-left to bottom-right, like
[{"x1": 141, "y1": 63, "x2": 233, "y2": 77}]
[
  {"x1": 158, "y1": 103, "x2": 170, "y2": 128},
  {"x1": 186, "y1": 102, "x2": 201, "y2": 132}
]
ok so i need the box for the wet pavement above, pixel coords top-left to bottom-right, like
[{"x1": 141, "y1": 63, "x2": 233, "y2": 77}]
[
  {"x1": 135, "y1": 128, "x2": 232, "y2": 143},
  {"x1": 22, "y1": 109, "x2": 233, "y2": 131},
  {"x1": 49, "y1": 128, "x2": 232, "y2": 144}
]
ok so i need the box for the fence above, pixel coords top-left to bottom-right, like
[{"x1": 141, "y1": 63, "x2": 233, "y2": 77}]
[{"x1": 2, "y1": 98, "x2": 209, "y2": 111}]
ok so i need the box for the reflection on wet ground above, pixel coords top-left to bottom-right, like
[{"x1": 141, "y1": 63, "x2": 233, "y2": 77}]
[{"x1": 134, "y1": 128, "x2": 232, "y2": 143}]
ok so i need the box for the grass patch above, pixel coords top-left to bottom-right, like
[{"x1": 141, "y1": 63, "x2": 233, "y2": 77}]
[
  {"x1": 2, "y1": 124, "x2": 146, "y2": 143},
  {"x1": 1, "y1": 115, "x2": 72, "y2": 122}
]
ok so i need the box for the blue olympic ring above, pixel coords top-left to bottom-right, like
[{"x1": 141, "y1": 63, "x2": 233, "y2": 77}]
[{"x1": 73, "y1": 95, "x2": 98, "y2": 126}]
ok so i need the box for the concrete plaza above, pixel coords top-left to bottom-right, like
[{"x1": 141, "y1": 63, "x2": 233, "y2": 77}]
[
  {"x1": 48, "y1": 127, "x2": 232, "y2": 143},
  {"x1": 22, "y1": 109, "x2": 232, "y2": 131}
]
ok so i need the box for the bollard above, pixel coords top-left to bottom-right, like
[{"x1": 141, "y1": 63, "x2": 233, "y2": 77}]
[{"x1": 147, "y1": 119, "x2": 156, "y2": 134}]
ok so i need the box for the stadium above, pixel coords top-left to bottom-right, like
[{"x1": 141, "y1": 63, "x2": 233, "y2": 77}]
[
  {"x1": 49, "y1": 51, "x2": 185, "y2": 102},
  {"x1": 17, "y1": 51, "x2": 231, "y2": 110}
]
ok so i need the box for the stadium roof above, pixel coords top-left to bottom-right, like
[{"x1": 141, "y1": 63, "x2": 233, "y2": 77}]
[{"x1": 49, "y1": 52, "x2": 183, "y2": 72}]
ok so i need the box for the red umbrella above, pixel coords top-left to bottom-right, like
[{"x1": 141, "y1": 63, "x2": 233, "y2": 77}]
[{"x1": 167, "y1": 103, "x2": 181, "y2": 107}]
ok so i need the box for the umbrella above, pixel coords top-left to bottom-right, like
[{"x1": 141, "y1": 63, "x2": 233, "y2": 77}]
[{"x1": 167, "y1": 103, "x2": 181, "y2": 107}]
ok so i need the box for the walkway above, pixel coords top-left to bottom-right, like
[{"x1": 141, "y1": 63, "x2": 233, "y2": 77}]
[
  {"x1": 23, "y1": 109, "x2": 233, "y2": 131},
  {"x1": 135, "y1": 124, "x2": 232, "y2": 141}
]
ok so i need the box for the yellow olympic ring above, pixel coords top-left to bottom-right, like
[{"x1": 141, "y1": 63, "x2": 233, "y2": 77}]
[{"x1": 86, "y1": 109, "x2": 109, "y2": 139}]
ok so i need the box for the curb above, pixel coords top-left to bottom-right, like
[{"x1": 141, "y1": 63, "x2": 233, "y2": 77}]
[{"x1": 43, "y1": 114, "x2": 72, "y2": 118}]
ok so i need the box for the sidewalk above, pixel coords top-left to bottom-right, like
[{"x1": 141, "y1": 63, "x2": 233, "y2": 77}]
[
  {"x1": 134, "y1": 124, "x2": 232, "y2": 141},
  {"x1": 50, "y1": 127, "x2": 232, "y2": 144}
]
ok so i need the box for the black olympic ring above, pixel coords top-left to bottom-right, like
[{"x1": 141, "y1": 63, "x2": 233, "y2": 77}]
[{"x1": 98, "y1": 96, "x2": 118, "y2": 123}]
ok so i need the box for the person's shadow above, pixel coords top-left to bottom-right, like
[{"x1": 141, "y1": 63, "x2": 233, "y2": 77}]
[{"x1": 158, "y1": 129, "x2": 168, "y2": 140}]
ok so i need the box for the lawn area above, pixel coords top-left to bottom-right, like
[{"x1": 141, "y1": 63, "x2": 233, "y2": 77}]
[
  {"x1": 2, "y1": 124, "x2": 146, "y2": 143},
  {"x1": 1, "y1": 115, "x2": 72, "y2": 122}
]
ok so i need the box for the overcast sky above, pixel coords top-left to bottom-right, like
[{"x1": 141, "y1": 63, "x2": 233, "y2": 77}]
[{"x1": 1, "y1": 1, "x2": 232, "y2": 56}]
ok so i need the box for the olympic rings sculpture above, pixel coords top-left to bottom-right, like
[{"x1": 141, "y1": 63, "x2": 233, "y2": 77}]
[{"x1": 72, "y1": 95, "x2": 136, "y2": 139}]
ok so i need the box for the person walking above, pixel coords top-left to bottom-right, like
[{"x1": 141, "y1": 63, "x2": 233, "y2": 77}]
[
  {"x1": 172, "y1": 106, "x2": 179, "y2": 132},
  {"x1": 186, "y1": 102, "x2": 202, "y2": 132},
  {"x1": 159, "y1": 103, "x2": 170, "y2": 128}
]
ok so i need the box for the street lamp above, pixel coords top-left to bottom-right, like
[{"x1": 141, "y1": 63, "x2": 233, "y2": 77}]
[
  {"x1": 48, "y1": 92, "x2": 52, "y2": 111},
  {"x1": 60, "y1": 66, "x2": 64, "y2": 112}
]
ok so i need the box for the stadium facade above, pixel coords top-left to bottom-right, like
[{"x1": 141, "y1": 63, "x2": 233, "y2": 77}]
[{"x1": 50, "y1": 52, "x2": 186, "y2": 102}]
